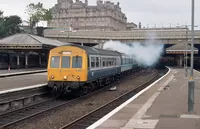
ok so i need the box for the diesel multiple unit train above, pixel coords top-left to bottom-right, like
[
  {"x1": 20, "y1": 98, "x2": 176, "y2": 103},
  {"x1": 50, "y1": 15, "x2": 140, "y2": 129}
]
[{"x1": 47, "y1": 44, "x2": 138, "y2": 95}]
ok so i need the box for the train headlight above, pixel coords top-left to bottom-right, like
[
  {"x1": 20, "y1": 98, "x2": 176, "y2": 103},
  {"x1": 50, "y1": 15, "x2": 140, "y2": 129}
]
[
  {"x1": 51, "y1": 75, "x2": 54, "y2": 79},
  {"x1": 77, "y1": 76, "x2": 80, "y2": 79},
  {"x1": 64, "y1": 76, "x2": 67, "y2": 80}
]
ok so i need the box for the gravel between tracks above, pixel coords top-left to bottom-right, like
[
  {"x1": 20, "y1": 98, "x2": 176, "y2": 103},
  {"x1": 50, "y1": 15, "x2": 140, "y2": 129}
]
[{"x1": 7, "y1": 70, "x2": 160, "y2": 129}]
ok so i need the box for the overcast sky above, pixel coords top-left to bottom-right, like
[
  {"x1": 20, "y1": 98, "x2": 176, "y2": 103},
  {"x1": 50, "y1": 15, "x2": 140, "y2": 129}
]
[{"x1": 0, "y1": 0, "x2": 200, "y2": 29}]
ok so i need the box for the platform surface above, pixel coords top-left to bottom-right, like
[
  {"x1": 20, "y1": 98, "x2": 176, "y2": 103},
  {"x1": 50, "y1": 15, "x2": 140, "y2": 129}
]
[
  {"x1": 0, "y1": 68, "x2": 46, "y2": 75},
  {"x1": 0, "y1": 72, "x2": 47, "y2": 91},
  {"x1": 92, "y1": 67, "x2": 200, "y2": 129}
]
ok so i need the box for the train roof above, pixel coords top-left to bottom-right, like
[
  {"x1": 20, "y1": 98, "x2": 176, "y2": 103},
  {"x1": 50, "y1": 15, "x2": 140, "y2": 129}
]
[{"x1": 61, "y1": 44, "x2": 121, "y2": 56}]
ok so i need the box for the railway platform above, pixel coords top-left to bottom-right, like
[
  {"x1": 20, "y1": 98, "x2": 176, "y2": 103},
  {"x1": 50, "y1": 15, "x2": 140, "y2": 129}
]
[
  {"x1": 0, "y1": 68, "x2": 47, "y2": 77},
  {"x1": 0, "y1": 72, "x2": 47, "y2": 93},
  {"x1": 88, "y1": 67, "x2": 200, "y2": 129}
]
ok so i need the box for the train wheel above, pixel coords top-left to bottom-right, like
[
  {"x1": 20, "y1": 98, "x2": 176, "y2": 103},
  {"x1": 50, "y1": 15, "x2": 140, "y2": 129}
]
[
  {"x1": 81, "y1": 86, "x2": 90, "y2": 96},
  {"x1": 52, "y1": 86, "x2": 59, "y2": 96}
]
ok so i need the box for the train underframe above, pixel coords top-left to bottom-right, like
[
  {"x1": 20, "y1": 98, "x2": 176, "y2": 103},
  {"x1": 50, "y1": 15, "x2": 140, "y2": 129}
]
[{"x1": 48, "y1": 67, "x2": 140, "y2": 96}]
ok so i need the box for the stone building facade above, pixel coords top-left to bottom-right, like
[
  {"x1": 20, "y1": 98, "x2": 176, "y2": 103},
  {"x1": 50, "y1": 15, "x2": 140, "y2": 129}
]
[{"x1": 48, "y1": 0, "x2": 135, "y2": 31}]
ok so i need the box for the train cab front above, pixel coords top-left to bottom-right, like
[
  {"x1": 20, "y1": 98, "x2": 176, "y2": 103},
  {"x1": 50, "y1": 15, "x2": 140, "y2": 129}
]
[{"x1": 47, "y1": 46, "x2": 88, "y2": 94}]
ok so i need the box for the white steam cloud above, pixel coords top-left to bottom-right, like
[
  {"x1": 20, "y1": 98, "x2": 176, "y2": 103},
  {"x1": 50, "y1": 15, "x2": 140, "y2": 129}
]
[{"x1": 103, "y1": 40, "x2": 164, "y2": 67}]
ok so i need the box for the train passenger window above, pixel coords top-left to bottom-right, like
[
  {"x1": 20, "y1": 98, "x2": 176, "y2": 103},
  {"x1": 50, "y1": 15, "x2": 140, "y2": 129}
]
[
  {"x1": 50, "y1": 56, "x2": 60, "y2": 68},
  {"x1": 96, "y1": 57, "x2": 99, "y2": 67},
  {"x1": 91, "y1": 57, "x2": 95, "y2": 68},
  {"x1": 123, "y1": 58, "x2": 125, "y2": 65},
  {"x1": 109, "y1": 58, "x2": 112, "y2": 66},
  {"x1": 72, "y1": 56, "x2": 82, "y2": 68},
  {"x1": 102, "y1": 57, "x2": 106, "y2": 67},
  {"x1": 106, "y1": 58, "x2": 109, "y2": 66},
  {"x1": 62, "y1": 56, "x2": 70, "y2": 68}
]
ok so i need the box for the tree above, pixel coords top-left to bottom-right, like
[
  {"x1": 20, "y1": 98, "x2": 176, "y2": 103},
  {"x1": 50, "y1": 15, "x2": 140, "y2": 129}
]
[
  {"x1": 25, "y1": 2, "x2": 52, "y2": 33},
  {"x1": 0, "y1": 15, "x2": 22, "y2": 38},
  {"x1": 4, "y1": 16, "x2": 22, "y2": 34},
  {"x1": 0, "y1": 10, "x2": 3, "y2": 18},
  {"x1": 43, "y1": 9, "x2": 53, "y2": 21}
]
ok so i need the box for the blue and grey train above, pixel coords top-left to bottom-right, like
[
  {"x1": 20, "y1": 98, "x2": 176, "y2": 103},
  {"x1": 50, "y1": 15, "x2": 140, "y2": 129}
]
[{"x1": 47, "y1": 44, "x2": 138, "y2": 94}]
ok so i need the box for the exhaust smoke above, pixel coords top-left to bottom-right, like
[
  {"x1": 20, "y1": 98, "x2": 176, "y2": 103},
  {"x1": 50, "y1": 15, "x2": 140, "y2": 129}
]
[{"x1": 103, "y1": 40, "x2": 164, "y2": 67}]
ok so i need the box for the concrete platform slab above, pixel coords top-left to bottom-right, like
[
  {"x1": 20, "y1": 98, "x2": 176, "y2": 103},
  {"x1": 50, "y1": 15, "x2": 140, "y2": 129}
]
[
  {"x1": 0, "y1": 68, "x2": 47, "y2": 77},
  {"x1": 97, "y1": 120, "x2": 128, "y2": 128},
  {"x1": 180, "y1": 114, "x2": 200, "y2": 119},
  {"x1": 154, "y1": 118, "x2": 197, "y2": 129},
  {"x1": 0, "y1": 68, "x2": 46, "y2": 74},
  {"x1": 121, "y1": 119, "x2": 159, "y2": 129},
  {"x1": 0, "y1": 72, "x2": 47, "y2": 92}
]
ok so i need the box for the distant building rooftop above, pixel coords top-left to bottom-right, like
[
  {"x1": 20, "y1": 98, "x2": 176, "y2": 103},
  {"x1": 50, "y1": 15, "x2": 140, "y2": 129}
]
[
  {"x1": 166, "y1": 43, "x2": 198, "y2": 54},
  {"x1": 0, "y1": 33, "x2": 68, "y2": 50}
]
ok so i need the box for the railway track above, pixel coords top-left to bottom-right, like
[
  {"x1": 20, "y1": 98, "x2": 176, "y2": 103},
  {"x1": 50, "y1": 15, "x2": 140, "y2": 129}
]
[
  {"x1": 0, "y1": 83, "x2": 119, "y2": 129},
  {"x1": 0, "y1": 85, "x2": 48, "y2": 113},
  {"x1": 60, "y1": 71, "x2": 159, "y2": 129},
  {"x1": 0, "y1": 97, "x2": 61, "y2": 129},
  {"x1": 0, "y1": 68, "x2": 160, "y2": 129}
]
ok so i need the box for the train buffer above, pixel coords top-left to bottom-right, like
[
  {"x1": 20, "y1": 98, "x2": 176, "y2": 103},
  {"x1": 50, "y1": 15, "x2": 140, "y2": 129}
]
[{"x1": 88, "y1": 67, "x2": 200, "y2": 129}]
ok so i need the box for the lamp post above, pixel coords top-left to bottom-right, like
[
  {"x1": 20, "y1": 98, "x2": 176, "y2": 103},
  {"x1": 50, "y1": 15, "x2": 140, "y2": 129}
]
[
  {"x1": 185, "y1": 29, "x2": 188, "y2": 78},
  {"x1": 176, "y1": 25, "x2": 197, "y2": 78},
  {"x1": 188, "y1": 0, "x2": 195, "y2": 113}
]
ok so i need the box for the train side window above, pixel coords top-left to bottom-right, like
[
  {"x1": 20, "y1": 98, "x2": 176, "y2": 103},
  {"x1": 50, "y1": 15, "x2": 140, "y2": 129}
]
[
  {"x1": 96, "y1": 57, "x2": 99, "y2": 67},
  {"x1": 123, "y1": 58, "x2": 125, "y2": 65},
  {"x1": 109, "y1": 58, "x2": 112, "y2": 66},
  {"x1": 118, "y1": 57, "x2": 121, "y2": 66},
  {"x1": 51, "y1": 56, "x2": 60, "y2": 68},
  {"x1": 91, "y1": 57, "x2": 95, "y2": 68},
  {"x1": 106, "y1": 58, "x2": 109, "y2": 66},
  {"x1": 62, "y1": 56, "x2": 70, "y2": 68},
  {"x1": 72, "y1": 56, "x2": 82, "y2": 68},
  {"x1": 102, "y1": 57, "x2": 106, "y2": 67}
]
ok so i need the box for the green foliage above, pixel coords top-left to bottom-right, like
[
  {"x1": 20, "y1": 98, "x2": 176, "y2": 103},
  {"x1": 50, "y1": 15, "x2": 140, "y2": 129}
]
[
  {"x1": 25, "y1": 2, "x2": 52, "y2": 29},
  {"x1": 43, "y1": 9, "x2": 53, "y2": 21},
  {"x1": 4, "y1": 16, "x2": 22, "y2": 34},
  {"x1": 0, "y1": 13, "x2": 22, "y2": 38},
  {"x1": 0, "y1": 10, "x2": 3, "y2": 17}
]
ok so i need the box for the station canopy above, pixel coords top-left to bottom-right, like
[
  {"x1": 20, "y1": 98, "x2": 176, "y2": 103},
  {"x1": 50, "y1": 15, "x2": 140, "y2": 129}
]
[
  {"x1": 0, "y1": 33, "x2": 68, "y2": 50},
  {"x1": 166, "y1": 43, "x2": 198, "y2": 54}
]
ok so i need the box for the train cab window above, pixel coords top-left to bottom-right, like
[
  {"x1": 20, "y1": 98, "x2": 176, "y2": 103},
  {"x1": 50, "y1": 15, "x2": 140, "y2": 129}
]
[
  {"x1": 62, "y1": 56, "x2": 70, "y2": 68},
  {"x1": 50, "y1": 56, "x2": 60, "y2": 68},
  {"x1": 72, "y1": 56, "x2": 82, "y2": 68},
  {"x1": 91, "y1": 57, "x2": 95, "y2": 68}
]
